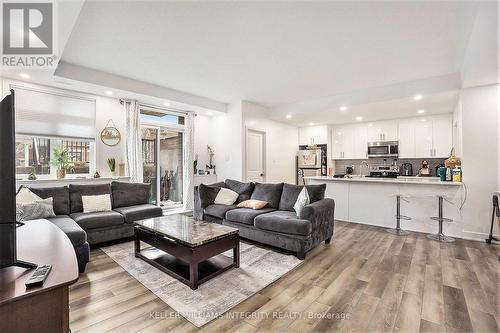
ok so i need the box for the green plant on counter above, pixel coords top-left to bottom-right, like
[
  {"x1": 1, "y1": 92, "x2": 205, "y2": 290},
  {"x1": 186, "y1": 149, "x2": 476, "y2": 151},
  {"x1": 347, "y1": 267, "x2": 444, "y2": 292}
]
[{"x1": 107, "y1": 158, "x2": 116, "y2": 172}]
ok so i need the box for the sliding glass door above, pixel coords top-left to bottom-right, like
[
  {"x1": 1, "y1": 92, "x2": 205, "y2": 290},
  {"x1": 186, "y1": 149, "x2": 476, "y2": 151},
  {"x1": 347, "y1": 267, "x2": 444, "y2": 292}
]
[{"x1": 141, "y1": 109, "x2": 185, "y2": 210}]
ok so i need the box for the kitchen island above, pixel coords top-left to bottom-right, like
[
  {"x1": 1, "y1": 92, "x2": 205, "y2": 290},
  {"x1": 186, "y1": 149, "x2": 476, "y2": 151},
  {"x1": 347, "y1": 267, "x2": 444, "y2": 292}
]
[{"x1": 306, "y1": 176, "x2": 465, "y2": 237}]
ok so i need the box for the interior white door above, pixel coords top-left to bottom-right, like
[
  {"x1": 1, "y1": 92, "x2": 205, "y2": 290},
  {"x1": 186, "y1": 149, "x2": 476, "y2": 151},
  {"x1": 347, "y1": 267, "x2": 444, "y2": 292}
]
[{"x1": 246, "y1": 130, "x2": 265, "y2": 182}]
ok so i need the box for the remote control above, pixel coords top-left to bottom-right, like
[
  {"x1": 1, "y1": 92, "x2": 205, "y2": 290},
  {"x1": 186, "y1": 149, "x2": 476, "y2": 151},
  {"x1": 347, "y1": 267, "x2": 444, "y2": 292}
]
[{"x1": 25, "y1": 265, "x2": 52, "y2": 288}]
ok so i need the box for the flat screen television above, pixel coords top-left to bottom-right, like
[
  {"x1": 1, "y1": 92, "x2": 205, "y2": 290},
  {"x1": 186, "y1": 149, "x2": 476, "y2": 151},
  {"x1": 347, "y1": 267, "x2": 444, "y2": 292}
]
[{"x1": 0, "y1": 90, "x2": 36, "y2": 270}]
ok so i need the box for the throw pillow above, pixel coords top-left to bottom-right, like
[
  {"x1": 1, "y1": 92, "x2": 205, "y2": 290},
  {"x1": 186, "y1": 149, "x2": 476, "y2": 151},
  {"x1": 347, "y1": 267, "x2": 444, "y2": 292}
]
[
  {"x1": 82, "y1": 194, "x2": 112, "y2": 213},
  {"x1": 16, "y1": 198, "x2": 56, "y2": 222},
  {"x1": 214, "y1": 188, "x2": 239, "y2": 205},
  {"x1": 198, "y1": 183, "x2": 224, "y2": 208},
  {"x1": 225, "y1": 179, "x2": 255, "y2": 203},
  {"x1": 293, "y1": 187, "x2": 310, "y2": 217},
  {"x1": 16, "y1": 186, "x2": 42, "y2": 204},
  {"x1": 237, "y1": 200, "x2": 268, "y2": 210},
  {"x1": 250, "y1": 182, "x2": 284, "y2": 209}
]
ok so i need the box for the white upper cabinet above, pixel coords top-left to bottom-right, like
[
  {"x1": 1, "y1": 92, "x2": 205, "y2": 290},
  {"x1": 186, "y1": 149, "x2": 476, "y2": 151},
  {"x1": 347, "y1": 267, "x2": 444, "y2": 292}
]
[
  {"x1": 331, "y1": 124, "x2": 366, "y2": 159},
  {"x1": 398, "y1": 120, "x2": 416, "y2": 158},
  {"x1": 414, "y1": 119, "x2": 433, "y2": 158},
  {"x1": 431, "y1": 116, "x2": 453, "y2": 157},
  {"x1": 366, "y1": 120, "x2": 398, "y2": 142},
  {"x1": 330, "y1": 114, "x2": 453, "y2": 160},
  {"x1": 299, "y1": 125, "x2": 328, "y2": 145}
]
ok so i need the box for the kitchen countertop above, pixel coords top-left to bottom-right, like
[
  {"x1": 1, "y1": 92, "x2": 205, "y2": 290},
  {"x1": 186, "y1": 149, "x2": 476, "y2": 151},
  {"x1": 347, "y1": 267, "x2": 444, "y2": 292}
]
[{"x1": 305, "y1": 176, "x2": 463, "y2": 186}]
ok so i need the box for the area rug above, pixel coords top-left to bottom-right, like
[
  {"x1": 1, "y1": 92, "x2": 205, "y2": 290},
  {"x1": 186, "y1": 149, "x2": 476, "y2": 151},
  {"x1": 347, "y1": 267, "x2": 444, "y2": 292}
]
[{"x1": 101, "y1": 241, "x2": 302, "y2": 327}]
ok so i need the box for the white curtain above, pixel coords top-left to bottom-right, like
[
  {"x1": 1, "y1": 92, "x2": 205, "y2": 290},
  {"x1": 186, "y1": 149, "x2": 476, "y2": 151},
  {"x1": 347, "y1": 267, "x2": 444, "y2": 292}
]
[
  {"x1": 183, "y1": 112, "x2": 195, "y2": 211},
  {"x1": 124, "y1": 100, "x2": 144, "y2": 183}
]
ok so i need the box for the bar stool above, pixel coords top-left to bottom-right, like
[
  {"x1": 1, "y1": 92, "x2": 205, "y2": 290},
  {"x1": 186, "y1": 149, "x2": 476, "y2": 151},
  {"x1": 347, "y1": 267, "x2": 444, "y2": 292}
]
[
  {"x1": 427, "y1": 195, "x2": 455, "y2": 243},
  {"x1": 386, "y1": 195, "x2": 411, "y2": 236}
]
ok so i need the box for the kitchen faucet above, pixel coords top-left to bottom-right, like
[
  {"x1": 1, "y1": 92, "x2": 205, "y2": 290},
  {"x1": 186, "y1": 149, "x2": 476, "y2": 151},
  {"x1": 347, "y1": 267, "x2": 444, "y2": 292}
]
[{"x1": 359, "y1": 161, "x2": 370, "y2": 176}]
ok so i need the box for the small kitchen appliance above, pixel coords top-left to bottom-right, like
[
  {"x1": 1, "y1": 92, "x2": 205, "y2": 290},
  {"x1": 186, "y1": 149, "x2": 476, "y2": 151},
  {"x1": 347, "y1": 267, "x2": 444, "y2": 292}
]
[
  {"x1": 401, "y1": 163, "x2": 413, "y2": 176},
  {"x1": 419, "y1": 160, "x2": 430, "y2": 177}
]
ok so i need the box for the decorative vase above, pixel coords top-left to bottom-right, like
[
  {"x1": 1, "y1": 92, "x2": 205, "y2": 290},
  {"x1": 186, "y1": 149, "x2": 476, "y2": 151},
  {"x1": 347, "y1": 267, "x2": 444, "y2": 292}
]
[
  {"x1": 110, "y1": 171, "x2": 117, "y2": 178},
  {"x1": 56, "y1": 169, "x2": 66, "y2": 179}
]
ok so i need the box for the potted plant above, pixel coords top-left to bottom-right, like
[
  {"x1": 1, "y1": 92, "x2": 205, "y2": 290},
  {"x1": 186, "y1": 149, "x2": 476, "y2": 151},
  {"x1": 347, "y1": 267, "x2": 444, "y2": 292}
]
[
  {"x1": 107, "y1": 158, "x2": 117, "y2": 178},
  {"x1": 51, "y1": 146, "x2": 72, "y2": 179}
]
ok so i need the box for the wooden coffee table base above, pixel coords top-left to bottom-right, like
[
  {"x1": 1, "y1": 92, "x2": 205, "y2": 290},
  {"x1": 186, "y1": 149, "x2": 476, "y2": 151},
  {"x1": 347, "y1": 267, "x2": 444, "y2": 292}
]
[{"x1": 134, "y1": 226, "x2": 240, "y2": 290}]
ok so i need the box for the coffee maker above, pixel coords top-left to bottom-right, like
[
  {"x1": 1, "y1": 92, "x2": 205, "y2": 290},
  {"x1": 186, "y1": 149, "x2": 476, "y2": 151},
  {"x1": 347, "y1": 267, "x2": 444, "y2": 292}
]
[{"x1": 401, "y1": 163, "x2": 413, "y2": 176}]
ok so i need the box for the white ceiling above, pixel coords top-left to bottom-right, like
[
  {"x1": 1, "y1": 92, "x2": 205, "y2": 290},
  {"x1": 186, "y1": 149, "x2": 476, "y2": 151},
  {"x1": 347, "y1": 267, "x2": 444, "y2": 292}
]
[{"x1": 61, "y1": 1, "x2": 479, "y2": 109}]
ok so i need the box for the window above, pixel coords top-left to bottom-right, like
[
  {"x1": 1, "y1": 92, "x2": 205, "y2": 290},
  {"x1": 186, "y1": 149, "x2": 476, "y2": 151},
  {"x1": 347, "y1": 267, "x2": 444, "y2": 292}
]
[
  {"x1": 15, "y1": 135, "x2": 50, "y2": 175},
  {"x1": 15, "y1": 135, "x2": 95, "y2": 177}
]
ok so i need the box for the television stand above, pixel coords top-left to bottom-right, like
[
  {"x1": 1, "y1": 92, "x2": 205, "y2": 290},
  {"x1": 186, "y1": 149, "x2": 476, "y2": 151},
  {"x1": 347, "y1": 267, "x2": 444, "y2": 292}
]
[{"x1": 11, "y1": 260, "x2": 37, "y2": 270}]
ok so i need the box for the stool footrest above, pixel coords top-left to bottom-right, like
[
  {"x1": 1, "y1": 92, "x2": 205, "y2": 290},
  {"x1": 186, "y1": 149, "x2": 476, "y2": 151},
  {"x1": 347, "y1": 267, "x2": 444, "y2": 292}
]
[
  {"x1": 386, "y1": 228, "x2": 411, "y2": 236},
  {"x1": 430, "y1": 217, "x2": 453, "y2": 223},
  {"x1": 396, "y1": 215, "x2": 412, "y2": 220},
  {"x1": 427, "y1": 233, "x2": 455, "y2": 243}
]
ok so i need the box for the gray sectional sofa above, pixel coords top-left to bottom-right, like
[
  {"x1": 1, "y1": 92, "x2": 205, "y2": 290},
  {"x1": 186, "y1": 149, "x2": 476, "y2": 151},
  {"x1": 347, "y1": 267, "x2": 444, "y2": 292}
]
[
  {"x1": 27, "y1": 181, "x2": 163, "y2": 273},
  {"x1": 194, "y1": 180, "x2": 335, "y2": 259}
]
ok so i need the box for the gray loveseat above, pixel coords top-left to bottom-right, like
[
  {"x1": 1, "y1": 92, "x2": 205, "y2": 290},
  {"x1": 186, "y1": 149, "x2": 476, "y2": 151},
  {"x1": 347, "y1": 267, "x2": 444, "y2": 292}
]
[
  {"x1": 27, "y1": 181, "x2": 163, "y2": 273},
  {"x1": 194, "y1": 180, "x2": 335, "y2": 259}
]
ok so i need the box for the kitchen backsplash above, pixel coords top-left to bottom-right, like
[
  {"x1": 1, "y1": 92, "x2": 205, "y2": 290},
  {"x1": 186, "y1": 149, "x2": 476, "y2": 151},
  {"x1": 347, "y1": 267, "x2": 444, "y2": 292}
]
[{"x1": 333, "y1": 158, "x2": 446, "y2": 177}]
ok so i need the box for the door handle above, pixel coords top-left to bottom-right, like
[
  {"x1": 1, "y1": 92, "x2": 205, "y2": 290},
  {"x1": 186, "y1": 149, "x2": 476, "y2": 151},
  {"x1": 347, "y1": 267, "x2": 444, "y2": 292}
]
[{"x1": 260, "y1": 173, "x2": 264, "y2": 176}]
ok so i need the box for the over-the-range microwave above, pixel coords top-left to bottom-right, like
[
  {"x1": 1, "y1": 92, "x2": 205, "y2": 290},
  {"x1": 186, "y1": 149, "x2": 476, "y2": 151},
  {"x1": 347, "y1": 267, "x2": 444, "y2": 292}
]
[{"x1": 367, "y1": 141, "x2": 399, "y2": 158}]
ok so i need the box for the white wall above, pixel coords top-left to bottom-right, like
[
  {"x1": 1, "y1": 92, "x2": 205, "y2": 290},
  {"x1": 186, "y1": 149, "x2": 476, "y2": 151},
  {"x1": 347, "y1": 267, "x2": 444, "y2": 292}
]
[
  {"x1": 193, "y1": 114, "x2": 215, "y2": 171},
  {"x1": 210, "y1": 101, "x2": 244, "y2": 181},
  {"x1": 94, "y1": 96, "x2": 126, "y2": 176},
  {"x1": 242, "y1": 101, "x2": 298, "y2": 184},
  {"x1": 457, "y1": 1, "x2": 499, "y2": 239}
]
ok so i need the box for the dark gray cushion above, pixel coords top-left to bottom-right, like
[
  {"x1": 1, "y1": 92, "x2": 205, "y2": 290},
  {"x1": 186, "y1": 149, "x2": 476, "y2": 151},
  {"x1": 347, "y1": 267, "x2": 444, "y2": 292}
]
[
  {"x1": 250, "y1": 183, "x2": 284, "y2": 209},
  {"x1": 225, "y1": 179, "x2": 254, "y2": 203},
  {"x1": 204, "y1": 204, "x2": 237, "y2": 219},
  {"x1": 70, "y1": 210, "x2": 124, "y2": 230},
  {"x1": 47, "y1": 215, "x2": 87, "y2": 246},
  {"x1": 114, "y1": 204, "x2": 163, "y2": 223},
  {"x1": 69, "y1": 184, "x2": 112, "y2": 213},
  {"x1": 111, "y1": 182, "x2": 150, "y2": 208},
  {"x1": 30, "y1": 186, "x2": 70, "y2": 215},
  {"x1": 279, "y1": 183, "x2": 327, "y2": 211},
  {"x1": 306, "y1": 184, "x2": 327, "y2": 203},
  {"x1": 254, "y1": 210, "x2": 312, "y2": 236},
  {"x1": 198, "y1": 183, "x2": 225, "y2": 208},
  {"x1": 225, "y1": 207, "x2": 276, "y2": 225}
]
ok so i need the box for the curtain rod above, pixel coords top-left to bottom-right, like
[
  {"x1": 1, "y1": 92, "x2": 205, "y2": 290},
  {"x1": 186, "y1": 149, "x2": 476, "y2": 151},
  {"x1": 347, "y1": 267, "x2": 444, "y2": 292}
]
[{"x1": 119, "y1": 99, "x2": 191, "y2": 116}]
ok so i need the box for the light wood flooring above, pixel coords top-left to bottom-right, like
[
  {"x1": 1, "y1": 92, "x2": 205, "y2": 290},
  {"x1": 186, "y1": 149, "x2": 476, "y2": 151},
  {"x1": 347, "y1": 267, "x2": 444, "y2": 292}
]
[{"x1": 69, "y1": 221, "x2": 499, "y2": 333}]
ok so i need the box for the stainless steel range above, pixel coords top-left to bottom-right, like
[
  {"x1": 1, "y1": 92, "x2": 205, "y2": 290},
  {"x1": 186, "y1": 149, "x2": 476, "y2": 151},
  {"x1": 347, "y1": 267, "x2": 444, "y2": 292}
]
[{"x1": 368, "y1": 165, "x2": 400, "y2": 178}]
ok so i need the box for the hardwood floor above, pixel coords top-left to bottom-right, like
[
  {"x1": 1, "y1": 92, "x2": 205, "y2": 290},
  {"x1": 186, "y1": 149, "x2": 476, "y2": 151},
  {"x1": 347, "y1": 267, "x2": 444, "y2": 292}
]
[{"x1": 69, "y1": 221, "x2": 499, "y2": 332}]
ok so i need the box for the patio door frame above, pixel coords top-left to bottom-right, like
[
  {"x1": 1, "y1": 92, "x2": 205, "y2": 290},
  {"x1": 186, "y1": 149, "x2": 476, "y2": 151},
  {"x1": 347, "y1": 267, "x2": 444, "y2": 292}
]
[{"x1": 140, "y1": 113, "x2": 186, "y2": 208}]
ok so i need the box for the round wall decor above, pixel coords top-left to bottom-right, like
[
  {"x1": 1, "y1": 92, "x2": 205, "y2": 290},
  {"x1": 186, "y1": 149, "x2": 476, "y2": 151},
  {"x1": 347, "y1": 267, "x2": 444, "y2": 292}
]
[{"x1": 100, "y1": 119, "x2": 121, "y2": 146}]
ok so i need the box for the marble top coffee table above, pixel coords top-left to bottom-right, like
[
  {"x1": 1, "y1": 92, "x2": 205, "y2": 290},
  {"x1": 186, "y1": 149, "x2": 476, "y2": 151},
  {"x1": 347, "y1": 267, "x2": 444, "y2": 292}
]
[{"x1": 134, "y1": 215, "x2": 239, "y2": 290}]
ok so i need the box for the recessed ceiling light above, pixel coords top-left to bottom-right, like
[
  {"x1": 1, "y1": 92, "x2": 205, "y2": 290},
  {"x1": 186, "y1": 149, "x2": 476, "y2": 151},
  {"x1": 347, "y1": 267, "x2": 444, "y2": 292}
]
[
  {"x1": 368, "y1": 123, "x2": 373, "y2": 127},
  {"x1": 207, "y1": 111, "x2": 213, "y2": 116},
  {"x1": 309, "y1": 122, "x2": 314, "y2": 126},
  {"x1": 339, "y1": 105, "x2": 348, "y2": 111},
  {"x1": 414, "y1": 94, "x2": 423, "y2": 101},
  {"x1": 163, "y1": 101, "x2": 171, "y2": 107},
  {"x1": 286, "y1": 114, "x2": 292, "y2": 119},
  {"x1": 420, "y1": 119, "x2": 426, "y2": 122},
  {"x1": 356, "y1": 116, "x2": 363, "y2": 121},
  {"x1": 417, "y1": 109, "x2": 425, "y2": 114},
  {"x1": 105, "y1": 90, "x2": 113, "y2": 95},
  {"x1": 19, "y1": 73, "x2": 30, "y2": 79}
]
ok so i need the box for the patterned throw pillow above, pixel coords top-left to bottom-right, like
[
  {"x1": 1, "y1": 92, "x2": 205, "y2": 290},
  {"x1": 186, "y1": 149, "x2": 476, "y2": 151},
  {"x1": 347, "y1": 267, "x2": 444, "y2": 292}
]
[
  {"x1": 293, "y1": 187, "x2": 310, "y2": 217},
  {"x1": 16, "y1": 197, "x2": 56, "y2": 222}
]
